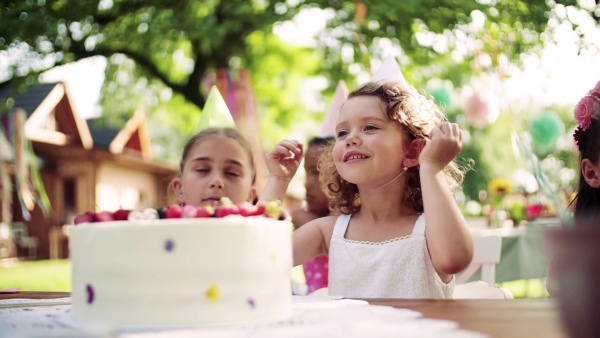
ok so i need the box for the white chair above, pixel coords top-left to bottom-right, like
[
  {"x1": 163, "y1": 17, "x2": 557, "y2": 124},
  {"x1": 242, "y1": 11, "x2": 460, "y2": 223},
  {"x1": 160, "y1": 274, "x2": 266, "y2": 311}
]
[
  {"x1": 11, "y1": 222, "x2": 39, "y2": 260},
  {"x1": 453, "y1": 281, "x2": 514, "y2": 299},
  {"x1": 457, "y1": 235, "x2": 502, "y2": 285}
]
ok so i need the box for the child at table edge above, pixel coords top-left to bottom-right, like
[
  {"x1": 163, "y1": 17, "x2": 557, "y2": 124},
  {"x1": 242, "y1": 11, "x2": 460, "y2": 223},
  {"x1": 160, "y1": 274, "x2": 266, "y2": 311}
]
[{"x1": 546, "y1": 80, "x2": 600, "y2": 297}]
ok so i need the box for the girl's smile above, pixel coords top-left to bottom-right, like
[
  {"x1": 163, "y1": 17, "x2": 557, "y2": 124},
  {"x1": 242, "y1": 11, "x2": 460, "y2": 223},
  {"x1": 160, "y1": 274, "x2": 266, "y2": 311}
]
[{"x1": 343, "y1": 151, "x2": 370, "y2": 163}]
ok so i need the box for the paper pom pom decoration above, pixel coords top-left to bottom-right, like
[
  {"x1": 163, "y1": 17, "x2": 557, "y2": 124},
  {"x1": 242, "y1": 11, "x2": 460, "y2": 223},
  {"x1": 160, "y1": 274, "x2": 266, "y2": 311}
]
[
  {"x1": 429, "y1": 86, "x2": 452, "y2": 108},
  {"x1": 464, "y1": 91, "x2": 500, "y2": 127},
  {"x1": 319, "y1": 80, "x2": 348, "y2": 138},
  {"x1": 529, "y1": 112, "x2": 564, "y2": 146}
]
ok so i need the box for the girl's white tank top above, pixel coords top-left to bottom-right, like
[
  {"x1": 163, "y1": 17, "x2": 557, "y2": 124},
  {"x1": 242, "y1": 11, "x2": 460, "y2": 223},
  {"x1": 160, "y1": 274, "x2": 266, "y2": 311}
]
[{"x1": 328, "y1": 213, "x2": 454, "y2": 298}]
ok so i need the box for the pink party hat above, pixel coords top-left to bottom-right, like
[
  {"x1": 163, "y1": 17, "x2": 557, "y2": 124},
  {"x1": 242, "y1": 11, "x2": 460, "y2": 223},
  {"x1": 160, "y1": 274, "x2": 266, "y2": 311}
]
[
  {"x1": 371, "y1": 56, "x2": 410, "y2": 89},
  {"x1": 319, "y1": 80, "x2": 349, "y2": 137},
  {"x1": 197, "y1": 86, "x2": 236, "y2": 131}
]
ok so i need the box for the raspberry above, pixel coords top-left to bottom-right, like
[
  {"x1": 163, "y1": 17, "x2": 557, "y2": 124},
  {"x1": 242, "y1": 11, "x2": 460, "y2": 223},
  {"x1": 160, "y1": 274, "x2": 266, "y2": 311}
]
[
  {"x1": 195, "y1": 206, "x2": 215, "y2": 217},
  {"x1": 113, "y1": 209, "x2": 130, "y2": 221},
  {"x1": 215, "y1": 204, "x2": 239, "y2": 218},
  {"x1": 94, "y1": 211, "x2": 114, "y2": 222},
  {"x1": 165, "y1": 205, "x2": 184, "y2": 218}
]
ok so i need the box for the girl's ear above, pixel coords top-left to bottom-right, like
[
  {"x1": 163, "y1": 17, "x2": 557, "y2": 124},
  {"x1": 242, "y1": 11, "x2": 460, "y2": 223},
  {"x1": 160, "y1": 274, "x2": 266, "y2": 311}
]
[
  {"x1": 248, "y1": 187, "x2": 257, "y2": 203},
  {"x1": 172, "y1": 177, "x2": 185, "y2": 204},
  {"x1": 403, "y1": 139, "x2": 424, "y2": 168},
  {"x1": 582, "y1": 159, "x2": 600, "y2": 188}
]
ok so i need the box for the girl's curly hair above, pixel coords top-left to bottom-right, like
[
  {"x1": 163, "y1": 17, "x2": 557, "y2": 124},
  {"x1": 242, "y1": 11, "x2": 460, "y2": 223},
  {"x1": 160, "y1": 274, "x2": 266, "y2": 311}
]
[{"x1": 318, "y1": 81, "x2": 466, "y2": 215}]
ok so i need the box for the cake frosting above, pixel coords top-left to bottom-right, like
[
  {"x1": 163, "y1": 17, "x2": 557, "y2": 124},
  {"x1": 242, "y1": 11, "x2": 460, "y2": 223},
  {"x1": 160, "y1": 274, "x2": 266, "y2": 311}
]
[{"x1": 70, "y1": 215, "x2": 293, "y2": 328}]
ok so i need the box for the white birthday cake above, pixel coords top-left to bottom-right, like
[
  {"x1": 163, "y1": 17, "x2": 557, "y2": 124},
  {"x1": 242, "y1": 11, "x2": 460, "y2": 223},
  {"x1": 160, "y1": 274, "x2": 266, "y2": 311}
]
[{"x1": 70, "y1": 203, "x2": 293, "y2": 328}]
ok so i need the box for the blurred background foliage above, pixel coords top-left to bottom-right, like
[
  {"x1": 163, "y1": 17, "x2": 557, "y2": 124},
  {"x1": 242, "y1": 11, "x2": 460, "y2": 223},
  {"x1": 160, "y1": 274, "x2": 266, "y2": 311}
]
[{"x1": 1, "y1": 0, "x2": 598, "y2": 203}]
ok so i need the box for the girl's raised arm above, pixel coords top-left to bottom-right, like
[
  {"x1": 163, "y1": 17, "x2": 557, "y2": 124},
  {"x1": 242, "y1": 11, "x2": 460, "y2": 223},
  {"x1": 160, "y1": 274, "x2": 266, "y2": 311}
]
[
  {"x1": 419, "y1": 122, "x2": 473, "y2": 276},
  {"x1": 259, "y1": 139, "x2": 303, "y2": 204}
]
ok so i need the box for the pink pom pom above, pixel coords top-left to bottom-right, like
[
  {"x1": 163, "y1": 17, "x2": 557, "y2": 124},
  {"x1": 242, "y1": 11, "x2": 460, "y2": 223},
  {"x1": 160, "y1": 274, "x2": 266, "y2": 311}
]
[{"x1": 465, "y1": 91, "x2": 500, "y2": 127}]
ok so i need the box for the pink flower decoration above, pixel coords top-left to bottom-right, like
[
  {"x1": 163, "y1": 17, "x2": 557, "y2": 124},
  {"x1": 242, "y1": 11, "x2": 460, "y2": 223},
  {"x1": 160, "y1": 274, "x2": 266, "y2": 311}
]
[
  {"x1": 526, "y1": 204, "x2": 544, "y2": 218},
  {"x1": 574, "y1": 81, "x2": 600, "y2": 131}
]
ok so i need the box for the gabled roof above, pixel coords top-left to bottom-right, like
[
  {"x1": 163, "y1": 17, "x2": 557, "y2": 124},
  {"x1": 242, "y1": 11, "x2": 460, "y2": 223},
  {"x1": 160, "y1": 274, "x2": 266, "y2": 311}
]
[
  {"x1": 87, "y1": 109, "x2": 153, "y2": 160},
  {"x1": 87, "y1": 119, "x2": 120, "y2": 149},
  {"x1": 0, "y1": 82, "x2": 57, "y2": 117},
  {"x1": 0, "y1": 81, "x2": 93, "y2": 149},
  {"x1": 2, "y1": 81, "x2": 153, "y2": 160}
]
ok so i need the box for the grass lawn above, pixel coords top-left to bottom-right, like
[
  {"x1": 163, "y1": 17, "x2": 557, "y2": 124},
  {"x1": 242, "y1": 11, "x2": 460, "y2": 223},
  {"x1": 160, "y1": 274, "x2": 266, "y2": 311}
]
[
  {"x1": 0, "y1": 259, "x2": 71, "y2": 291},
  {"x1": 499, "y1": 279, "x2": 550, "y2": 299},
  {"x1": 0, "y1": 259, "x2": 549, "y2": 298}
]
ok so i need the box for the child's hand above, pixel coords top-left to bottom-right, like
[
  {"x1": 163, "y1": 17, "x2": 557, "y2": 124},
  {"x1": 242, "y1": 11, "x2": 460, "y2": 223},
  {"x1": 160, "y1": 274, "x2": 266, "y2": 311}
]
[
  {"x1": 419, "y1": 122, "x2": 462, "y2": 171},
  {"x1": 265, "y1": 140, "x2": 303, "y2": 182}
]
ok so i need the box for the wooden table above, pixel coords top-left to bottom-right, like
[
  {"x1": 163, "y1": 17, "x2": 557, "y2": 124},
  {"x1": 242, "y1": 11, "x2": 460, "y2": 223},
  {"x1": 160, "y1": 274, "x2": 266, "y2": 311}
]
[
  {"x1": 1, "y1": 292, "x2": 566, "y2": 338},
  {"x1": 367, "y1": 298, "x2": 565, "y2": 338}
]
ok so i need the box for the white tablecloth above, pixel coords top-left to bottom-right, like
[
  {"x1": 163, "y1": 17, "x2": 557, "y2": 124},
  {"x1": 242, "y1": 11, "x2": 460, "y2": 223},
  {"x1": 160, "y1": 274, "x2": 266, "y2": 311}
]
[{"x1": 0, "y1": 297, "x2": 486, "y2": 338}]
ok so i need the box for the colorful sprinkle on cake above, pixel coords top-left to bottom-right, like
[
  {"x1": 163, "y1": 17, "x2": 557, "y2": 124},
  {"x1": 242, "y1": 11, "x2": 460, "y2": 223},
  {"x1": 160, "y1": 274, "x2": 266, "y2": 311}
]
[
  {"x1": 86, "y1": 284, "x2": 95, "y2": 304},
  {"x1": 205, "y1": 284, "x2": 220, "y2": 302},
  {"x1": 164, "y1": 239, "x2": 174, "y2": 252}
]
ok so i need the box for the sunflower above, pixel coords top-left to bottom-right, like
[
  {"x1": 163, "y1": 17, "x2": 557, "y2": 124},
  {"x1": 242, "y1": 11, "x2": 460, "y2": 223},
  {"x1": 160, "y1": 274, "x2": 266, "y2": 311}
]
[{"x1": 488, "y1": 178, "x2": 512, "y2": 195}]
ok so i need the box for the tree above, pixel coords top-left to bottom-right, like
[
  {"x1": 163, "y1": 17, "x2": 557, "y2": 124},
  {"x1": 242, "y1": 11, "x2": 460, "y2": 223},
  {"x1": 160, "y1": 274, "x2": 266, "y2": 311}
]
[
  {"x1": 2, "y1": 0, "x2": 597, "y2": 106},
  {"x1": 1, "y1": 0, "x2": 598, "y2": 174}
]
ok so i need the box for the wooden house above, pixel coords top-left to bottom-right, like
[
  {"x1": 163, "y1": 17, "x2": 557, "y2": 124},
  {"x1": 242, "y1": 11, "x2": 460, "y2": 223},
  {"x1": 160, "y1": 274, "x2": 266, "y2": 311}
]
[{"x1": 0, "y1": 82, "x2": 178, "y2": 260}]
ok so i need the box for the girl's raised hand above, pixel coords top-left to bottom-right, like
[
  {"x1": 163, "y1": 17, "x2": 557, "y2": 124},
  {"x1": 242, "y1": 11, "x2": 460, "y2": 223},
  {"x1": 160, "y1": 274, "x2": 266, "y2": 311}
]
[
  {"x1": 265, "y1": 140, "x2": 304, "y2": 182},
  {"x1": 419, "y1": 122, "x2": 462, "y2": 171}
]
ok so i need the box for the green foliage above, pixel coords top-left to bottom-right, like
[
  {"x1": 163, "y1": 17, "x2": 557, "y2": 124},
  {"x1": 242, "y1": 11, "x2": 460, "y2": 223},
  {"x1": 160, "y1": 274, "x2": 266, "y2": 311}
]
[
  {"x1": 95, "y1": 31, "x2": 321, "y2": 163},
  {"x1": 242, "y1": 32, "x2": 322, "y2": 149},
  {"x1": 96, "y1": 53, "x2": 202, "y2": 164},
  {"x1": 2, "y1": 0, "x2": 597, "y2": 107},
  {"x1": 0, "y1": 0, "x2": 597, "y2": 192}
]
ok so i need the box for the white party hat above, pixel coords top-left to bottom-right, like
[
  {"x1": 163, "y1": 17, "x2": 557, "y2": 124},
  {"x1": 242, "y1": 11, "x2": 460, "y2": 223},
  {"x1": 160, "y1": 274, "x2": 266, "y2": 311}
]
[
  {"x1": 371, "y1": 56, "x2": 410, "y2": 89},
  {"x1": 319, "y1": 80, "x2": 349, "y2": 138},
  {"x1": 197, "y1": 86, "x2": 236, "y2": 131}
]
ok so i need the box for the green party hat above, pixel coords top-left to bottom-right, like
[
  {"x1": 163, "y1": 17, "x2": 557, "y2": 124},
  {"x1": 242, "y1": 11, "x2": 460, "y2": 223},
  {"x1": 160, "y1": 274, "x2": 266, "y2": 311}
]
[{"x1": 197, "y1": 86, "x2": 236, "y2": 131}]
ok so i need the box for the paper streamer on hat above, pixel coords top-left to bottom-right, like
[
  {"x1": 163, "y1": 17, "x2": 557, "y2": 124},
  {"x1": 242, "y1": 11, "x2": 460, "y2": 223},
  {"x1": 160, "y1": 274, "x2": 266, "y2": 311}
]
[
  {"x1": 371, "y1": 56, "x2": 410, "y2": 89},
  {"x1": 319, "y1": 80, "x2": 349, "y2": 138},
  {"x1": 197, "y1": 86, "x2": 236, "y2": 131}
]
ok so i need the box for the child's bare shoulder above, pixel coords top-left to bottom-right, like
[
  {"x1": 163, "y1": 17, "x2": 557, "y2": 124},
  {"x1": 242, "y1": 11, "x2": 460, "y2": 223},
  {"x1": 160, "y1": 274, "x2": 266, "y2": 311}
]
[
  {"x1": 299, "y1": 215, "x2": 337, "y2": 231},
  {"x1": 311, "y1": 215, "x2": 338, "y2": 241},
  {"x1": 291, "y1": 209, "x2": 319, "y2": 229}
]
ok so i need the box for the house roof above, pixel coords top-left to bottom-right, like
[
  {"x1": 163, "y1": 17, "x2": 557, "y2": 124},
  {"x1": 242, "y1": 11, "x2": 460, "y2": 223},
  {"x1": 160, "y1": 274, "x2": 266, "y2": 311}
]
[
  {"x1": 1, "y1": 81, "x2": 154, "y2": 161},
  {"x1": 0, "y1": 81, "x2": 94, "y2": 150},
  {"x1": 0, "y1": 82, "x2": 57, "y2": 117},
  {"x1": 86, "y1": 118, "x2": 120, "y2": 149},
  {"x1": 86, "y1": 109, "x2": 153, "y2": 160}
]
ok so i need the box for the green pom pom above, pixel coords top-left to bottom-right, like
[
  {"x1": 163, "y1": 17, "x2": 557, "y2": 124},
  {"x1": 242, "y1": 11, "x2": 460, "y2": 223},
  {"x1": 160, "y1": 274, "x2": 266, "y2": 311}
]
[
  {"x1": 529, "y1": 113, "x2": 564, "y2": 146},
  {"x1": 429, "y1": 86, "x2": 452, "y2": 108}
]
